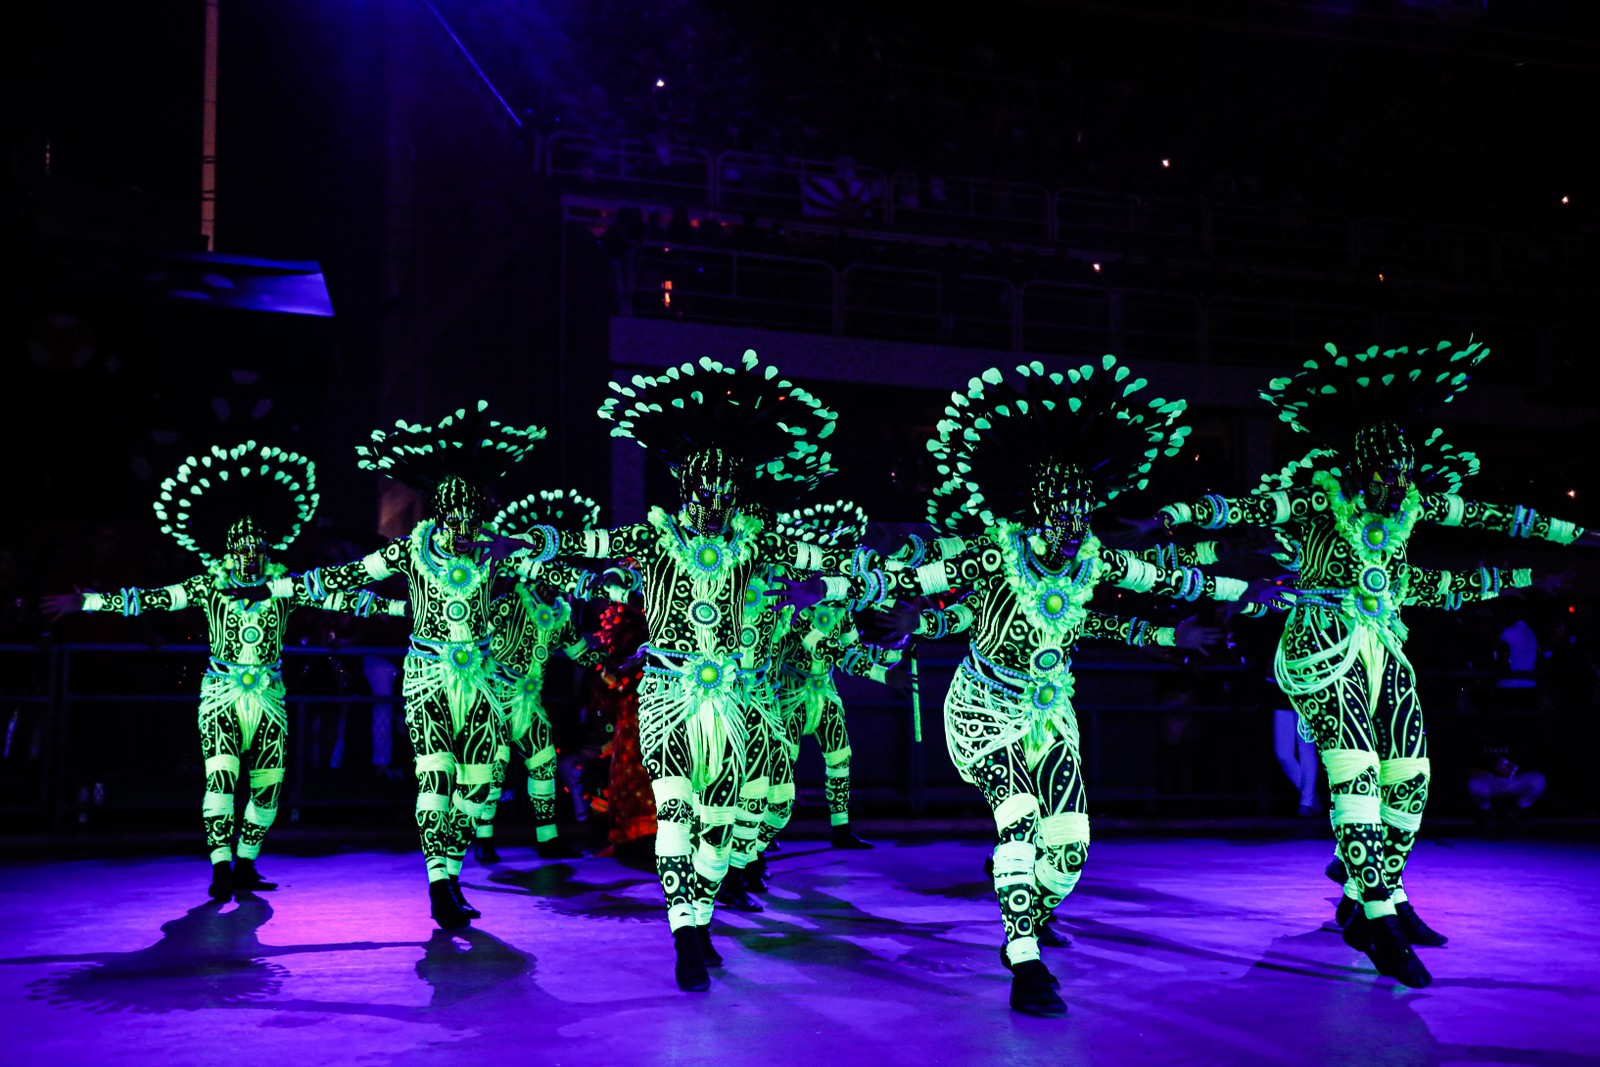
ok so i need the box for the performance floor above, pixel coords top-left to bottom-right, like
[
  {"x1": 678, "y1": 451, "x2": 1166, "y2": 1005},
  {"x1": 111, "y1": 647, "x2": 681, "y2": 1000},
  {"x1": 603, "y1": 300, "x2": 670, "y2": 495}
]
[{"x1": 3, "y1": 836, "x2": 1596, "y2": 1067}]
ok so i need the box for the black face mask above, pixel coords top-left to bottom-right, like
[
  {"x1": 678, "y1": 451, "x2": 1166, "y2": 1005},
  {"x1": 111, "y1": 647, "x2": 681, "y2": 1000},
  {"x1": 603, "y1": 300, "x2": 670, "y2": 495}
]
[
  {"x1": 1364, "y1": 462, "x2": 1414, "y2": 516},
  {"x1": 431, "y1": 476, "x2": 487, "y2": 555},
  {"x1": 679, "y1": 449, "x2": 742, "y2": 536},
  {"x1": 225, "y1": 518, "x2": 268, "y2": 581}
]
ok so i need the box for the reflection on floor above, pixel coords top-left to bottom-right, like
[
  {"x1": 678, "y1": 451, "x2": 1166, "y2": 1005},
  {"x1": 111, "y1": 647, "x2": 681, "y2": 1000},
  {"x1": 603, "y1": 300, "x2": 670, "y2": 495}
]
[{"x1": 3, "y1": 837, "x2": 1597, "y2": 1066}]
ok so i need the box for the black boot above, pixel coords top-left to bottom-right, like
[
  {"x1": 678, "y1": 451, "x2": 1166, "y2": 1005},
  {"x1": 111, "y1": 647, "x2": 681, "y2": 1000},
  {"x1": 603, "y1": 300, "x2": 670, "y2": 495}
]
[
  {"x1": 1395, "y1": 901, "x2": 1448, "y2": 947},
  {"x1": 673, "y1": 927, "x2": 710, "y2": 991},
  {"x1": 1324, "y1": 856, "x2": 1348, "y2": 885},
  {"x1": 473, "y1": 839, "x2": 502, "y2": 864},
  {"x1": 232, "y1": 857, "x2": 277, "y2": 892},
  {"x1": 1345, "y1": 910, "x2": 1431, "y2": 988},
  {"x1": 449, "y1": 875, "x2": 481, "y2": 919},
  {"x1": 831, "y1": 824, "x2": 874, "y2": 850},
  {"x1": 534, "y1": 836, "x2": 584, "y2": 860},
  {"x1": 1333, "y1": 895, "x2": 1359, "y2": 929},
  {"x1": 999, "y1": 946, "x2": 1061, "y2": 987},
  {"x1": 1009, "y1": 960, "x2": 1067, "y2": 1016},
  {"x1": 429, "y1": 880, "x2": 471, "y2": 930},
  {"x1": 208, "y1": 861, "x2": 232, "y2": 902},
  {"x1": 697, "y1": 925, "x2": 723, "y2": 967},
  {"x1": 715, "y1": 868, "x2": 764, "y2": 912},
  {"x1": 746, "y1": 855, "x2": 769, "y2": 891}
]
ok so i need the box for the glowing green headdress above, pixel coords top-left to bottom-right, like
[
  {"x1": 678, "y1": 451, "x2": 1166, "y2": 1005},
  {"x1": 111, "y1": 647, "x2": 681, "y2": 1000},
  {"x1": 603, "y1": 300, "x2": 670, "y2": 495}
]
[
  {"x1": 490, "y1": 488, "x2": 602, "y2": 535},
  {"x1": 153, "y1": 442, "x2": 317, "y2": 565},
  {"x1": 775, "y1": 499, "x2": 868, "y2": 547},
  {"x1": 355, "y1": 399, "x2": 546, "y2": 496},
  {"x1": 926, "y1": 355, "x2": 1190, "y2": 531},
  {"x1": 599, "y1": 349, "x2": 837, "y2": 487}
]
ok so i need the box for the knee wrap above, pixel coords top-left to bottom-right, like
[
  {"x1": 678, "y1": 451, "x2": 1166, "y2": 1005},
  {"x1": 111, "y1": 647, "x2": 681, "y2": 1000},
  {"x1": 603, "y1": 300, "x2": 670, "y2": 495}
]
[
  {"x1": 248, "y1": 767, "x2": 285, "y2": 788},
  {"x1": 823, "y1": 746, "x2": 852, "y2": 773},
  {"x1": 699, "y1": 804, "x2": 738, "y2": 828},
  {"x1": 1331, "y1": 792, "x2": 1382, "y2": 826},
  {"x1": 993, "y1": 792, "x2": 1041, "y2": 834},
  {"x1": 415, "y1": 791, "x2": 452, "y2": 813},
  {"x1": 529, "y1": 778, "x2": 556, "y2": 798},
  {"x1": 767, "y1": 781, "x2": 797, "y2": 805},
  {"x1": 738, "y1": 778, "x2": 770, "y2": 802},
  {"x1": 1034, "y1": 858, "x2": 1080, "y2": 897},
  {"x1": 656, "y1": 821, "x2": 693, "y2": 855},
  {"x1": 494, "y1": 744, "x2": 511, "y2": 763},
  {"x1": 652, "y1": 776, "x2": 693, "y2": 806},
  {"x1": 243, "y1": 800, "x2": 277, "y2": 827},
  {"x1": 415, "y1": 751, "x2": 457, "y2": 776},
  {"x1": 1037, "y1": 811, "x2": 1090, "y2": 849},
  {"x1": 457, "y1": 762, "x2": 495, "y2": 786},
  {"x1": 1322, "y1": 748, "x2": 1380, "y2": 787},
  {"x1": 202, "y1": 791, "x2": 233, "y2": 817},
  {"x1": 992, "y1": 839, "x2": 1037, "y2": 882},
  {"x1": 452, "y1": 791, "x2": 491, "y2": 821},
  {"x1": 1379, "y1": 757, "x2": 1430, "y2": 786},
  {"x1": 205, "y1": 754, "x2": 241, "y2": 777},
  {"x1": 694, "y1": 840, "x2": 730, "y2": 882},
  {"x1": 528, "y1": 745, "x2": 556, "y2": 770}
]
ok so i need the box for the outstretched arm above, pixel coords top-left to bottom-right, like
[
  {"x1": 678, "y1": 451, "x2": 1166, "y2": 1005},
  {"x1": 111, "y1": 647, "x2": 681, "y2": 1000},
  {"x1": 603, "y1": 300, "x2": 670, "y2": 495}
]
[
  {"x1": 294, "y1": 586, "x2": 408, "y2": 619},
  {"x1": 46, "y1": 573, "x2": 211, "y2": 618},
  {"x1": 1420, "y1": 495, "x2": 1586, "y2": 546},
  {"x1": 1403, "y1": 564, "x2": 1534, "y2": 611},
  {"x1": 1155, "y1": 488, "x2": 1311, "y2": 532},
  {"x1": 1100, "y1": 545, "x2": 1261, "y2": 605}
]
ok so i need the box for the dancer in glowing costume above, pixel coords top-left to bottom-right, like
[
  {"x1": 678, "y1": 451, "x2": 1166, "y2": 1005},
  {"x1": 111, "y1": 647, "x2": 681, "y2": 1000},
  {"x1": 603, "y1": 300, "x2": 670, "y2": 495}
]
[
  {"x1": 1150, "y1": 339, "x2": 1587, "y2": 987},
  {"x1": 42, "y1": 443, "x2": 404, "y2": 899}
]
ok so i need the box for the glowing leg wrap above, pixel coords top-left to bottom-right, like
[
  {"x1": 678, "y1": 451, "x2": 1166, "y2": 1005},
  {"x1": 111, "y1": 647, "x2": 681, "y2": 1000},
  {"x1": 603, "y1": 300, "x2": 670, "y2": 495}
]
[
  {"x1": 1035, "y1": 811, "x2": 1090, "y2": 914},
  {"x1": 527, "y1": 740, "x2": 559, "y2": 841},
  {"x1": 1379, "y1": 757, "x2": 1430, "y2": 899},
  {"x1": 1322, "y1": 747, "x2": 1390, "y2": 917},
  {"x1": 477, "y1": 742, "x2": 511, "y2": 840}
]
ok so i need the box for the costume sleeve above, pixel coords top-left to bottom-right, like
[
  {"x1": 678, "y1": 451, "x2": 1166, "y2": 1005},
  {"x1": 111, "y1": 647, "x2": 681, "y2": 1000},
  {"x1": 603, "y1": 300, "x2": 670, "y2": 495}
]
[
  {"x1": 81, "y1": 573, "x2": 210, "y2": 616},
  {"x1": 1402, "y1": 564, "x2": 1533, "y2": 610},
  {"x1": 912, "y1": 599, "x2": 978, "y2": 638},
  {"x1": 1100, "y1": 546, "x2": 1250, "y2": 603},
  {"x1": 293, "y1": 586, "x2": 408, "y2": 618},
  {"x1": 1159, "y1": 489, "x2": 1308, "y2": 530},
  {"x1": 761, "y1": 531, "x2": 851, "y2": 575},
  {"x1": 1080, "y1": 609, "x2": 1176, "y2": 648},
  {"x1": 1127, "y1": 541, "x2": 1220, "y2": 567},
  {"x1": 886, "y1": 532, "x2": 980, "y2": 569},
  {"x1": 533, "y1": 523, "x2": 655, "y2": 564},
  {"x1": 1419, "y1": 495, "x2": 1585, "y2": 545},
  {"x1": 836, "y1": 619, "x2": 905, "y2": 682},
  {"x1": 554, "y1": 612, "x2": 606, "y2": 666},
  {"x1": 294, "y1": 537, "x2": 408, "y2": 599}
]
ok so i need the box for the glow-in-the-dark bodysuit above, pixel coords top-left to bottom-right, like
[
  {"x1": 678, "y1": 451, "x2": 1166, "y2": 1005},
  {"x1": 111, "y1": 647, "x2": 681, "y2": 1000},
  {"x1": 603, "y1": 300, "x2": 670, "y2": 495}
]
[
  {"x1": 1159, "y1": 478, "x2": 1570, "y2": 918},
  {"x1": 891, "y1": 527, "x2": 1246, "y2": 966},
  {"x1": 82, "y1": 565, "x2": 403, "y2": 864},
  {"x1": 538, "y1": 508, "x2": 844, "y2": 931}
]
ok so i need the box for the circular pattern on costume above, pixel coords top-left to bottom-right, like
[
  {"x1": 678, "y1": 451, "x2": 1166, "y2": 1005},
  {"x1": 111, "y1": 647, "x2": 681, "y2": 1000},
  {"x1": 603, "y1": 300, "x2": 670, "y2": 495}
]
[
  {"x1": 451, "y1": 648, "x2": 474, "y2": 667},
  {"x1": 533, "y1": 644, "x2": 550, "y2": 663},
  {"x1": 1359, "y1": 566, "x2": 1389, "y2": 596},
  {"x1": 240, "y1": 625, "x2": 263, "y2": 646},
  {"x1": 447, "y1": 564, "x2": 472, "y2": 589},
  {"x1": 691, "y1": 600, "x2": 721, "y2": 627},
  {"x1": 691, "y1": 541, "x2": 724, "y2": 573},
  {"x1": 1033, "y1": 647, "x2": 1064, "y2": 672},
  {"x1": 1037, "y1": 589, "x2": 1069, "y2": 620},
  {"x1": 532, "y1": 604, "x2": 557, "y2": 629},
  {"x1": 1361, "y1": 520, "x2": 1392, "y2": 552},
  {"x1": 445, "y1": 600, "x2": 469, "y2": 622},
  {"x1": 693, "y1": 660, "x2": 724, "y2": 690},
  {"x1": 739, "y1": 625, "x2": 757, "y2": 649},
  {"x1": 238, "y1": 670, "x2": 260, "y2": 690},
  {"x1": 1031, "y1": 683, "x2": 1061, "y2": 710},
  {"x1": 522, "y1": 678, "x2": 540, "y2": 695},
  {"x1": 809, "y1": 604, "x2": 840, "y2": 634}
]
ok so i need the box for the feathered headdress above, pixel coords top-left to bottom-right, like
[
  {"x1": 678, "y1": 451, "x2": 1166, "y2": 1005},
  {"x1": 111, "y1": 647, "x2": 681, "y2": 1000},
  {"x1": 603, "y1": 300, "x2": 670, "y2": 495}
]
[
  {"x1": 153, "y1": 442, "x2": 318, "y2": 565},
  {"x1": 1262, "y1": 339, "x2": 1487, "y2": 448},
  {"x1": 598, "y1": 349, "x2": 836, "y2": 485},
  {"x1": 926, "y1": 356, "x2": 1191, "y2": 531},
  {"x1": 775, "y1": 499, "x2": 868, "y2": 547},
  {"x1": 1256, "y1": 428, "x2": 1480, "y2": 498},
  {"x1": 355, "y1": 399, "x2": 546, "y2": 494},
  {"x1": 490, "y1": 488, "x2": 602, "y2": 536}
]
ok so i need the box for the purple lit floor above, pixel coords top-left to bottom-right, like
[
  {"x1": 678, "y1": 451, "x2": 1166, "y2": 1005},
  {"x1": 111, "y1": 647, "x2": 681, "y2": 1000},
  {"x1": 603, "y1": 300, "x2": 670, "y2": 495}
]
[{"x1": 4, "y1": 837, "x2": 1598, "y2": 1066}]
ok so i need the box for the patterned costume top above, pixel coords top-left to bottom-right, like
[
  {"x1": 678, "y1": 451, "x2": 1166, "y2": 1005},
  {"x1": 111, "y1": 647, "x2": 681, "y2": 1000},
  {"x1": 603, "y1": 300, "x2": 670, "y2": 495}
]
[{"x1": 881, "y1": 357, "x2": 1258, "y2": 773}]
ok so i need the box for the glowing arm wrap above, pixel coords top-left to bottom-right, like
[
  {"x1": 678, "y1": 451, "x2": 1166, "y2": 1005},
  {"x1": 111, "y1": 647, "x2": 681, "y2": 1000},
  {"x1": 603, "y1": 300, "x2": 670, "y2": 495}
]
[
  {"x1": 1403, "y1": 564, "x2": 1534, "y2": 610},
  {"x1": 1102, "y1": 547, "x2": 1247, "y2": 602},
  {"x1": 1424, "y1": 495, "x2": 1586, "y2": 544},
  {"x1": 1082, "y1": 609, "x2": 1174, "y2": 647},
  {"x1": 1130, "y1": 541, "x2": 1220, "y2": 568},
  {"x1": 82, "y1": 574, "x2": 209, "y2": 616},
  {"x1": 1161, "y1": 490, "x2": 1294, "y2": 529},
  {"x1": 914, "y1": 601, "x2": 977, "y2": 638}
]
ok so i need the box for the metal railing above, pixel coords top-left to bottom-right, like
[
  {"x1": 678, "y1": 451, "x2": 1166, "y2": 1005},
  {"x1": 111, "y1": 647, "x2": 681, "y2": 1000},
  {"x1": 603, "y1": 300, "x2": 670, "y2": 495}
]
[{"x1": 543, "y1": 133, "x2": 1597, "y2": 282}]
